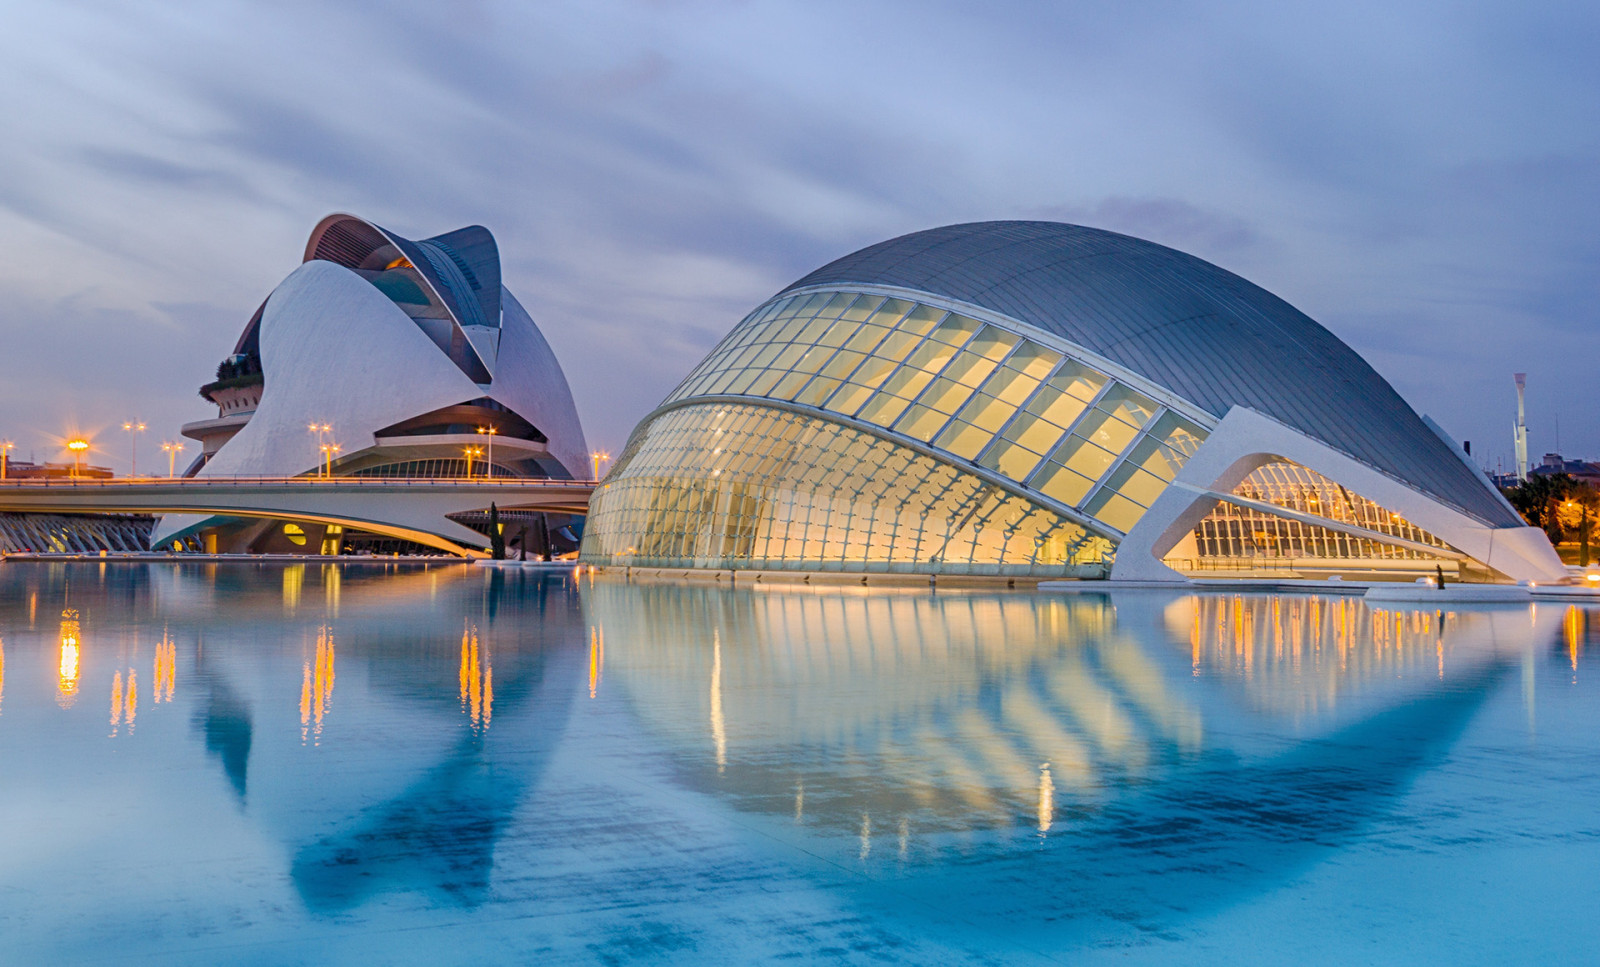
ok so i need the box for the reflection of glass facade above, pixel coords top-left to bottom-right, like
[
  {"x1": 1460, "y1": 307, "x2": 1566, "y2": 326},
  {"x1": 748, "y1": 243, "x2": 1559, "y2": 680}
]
[
  {"x1": 661, "y1": 289, "x2": 1209, "y2": 540},
  {"x1": 585, "y1": 403, "x2": 1110, "y2": 575}
]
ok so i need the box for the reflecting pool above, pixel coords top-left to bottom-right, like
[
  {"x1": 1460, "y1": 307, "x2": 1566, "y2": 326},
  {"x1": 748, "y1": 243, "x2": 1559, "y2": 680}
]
[{"x1": 2, "y1": 563, "x2": 1599, "y2": 964}]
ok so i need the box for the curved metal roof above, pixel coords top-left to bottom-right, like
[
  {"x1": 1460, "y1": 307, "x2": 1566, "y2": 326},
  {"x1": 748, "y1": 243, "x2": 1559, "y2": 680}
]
[{"x1": 785, "y1": 221, "x2": 1518, "y2": 527}]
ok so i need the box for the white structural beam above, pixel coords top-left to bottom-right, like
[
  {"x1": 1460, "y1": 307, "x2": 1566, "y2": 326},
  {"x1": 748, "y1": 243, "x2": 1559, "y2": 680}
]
[{"x1": 1110, "y1": 406, "x2": 1567, "y2": 584}]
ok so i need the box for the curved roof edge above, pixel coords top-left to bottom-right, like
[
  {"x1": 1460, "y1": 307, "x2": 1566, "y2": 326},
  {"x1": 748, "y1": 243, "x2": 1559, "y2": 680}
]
[
  {"x1": 780, "y1": 220, "x2": 1520, "y2": 529},
  {"x1": 303, "y1": 214, "x2": 489, "y2": 329}
]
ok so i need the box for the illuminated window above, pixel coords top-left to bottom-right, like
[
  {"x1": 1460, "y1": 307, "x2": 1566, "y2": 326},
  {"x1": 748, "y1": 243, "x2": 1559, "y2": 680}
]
[{"x1": 584, "y1": 403, "x2": 1111, "y2": 575}]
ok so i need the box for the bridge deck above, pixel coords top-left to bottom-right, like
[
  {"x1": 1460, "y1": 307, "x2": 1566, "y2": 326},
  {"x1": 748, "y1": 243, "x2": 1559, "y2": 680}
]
[{"x1": 0, "y1": 477, "x2": 598, "y2": 556}]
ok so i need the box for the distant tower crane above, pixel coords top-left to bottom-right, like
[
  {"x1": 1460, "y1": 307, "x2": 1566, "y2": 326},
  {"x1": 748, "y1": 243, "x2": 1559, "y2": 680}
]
[{"x1": 1514, "y1": 372, "x2": 1529, "y2": 482}]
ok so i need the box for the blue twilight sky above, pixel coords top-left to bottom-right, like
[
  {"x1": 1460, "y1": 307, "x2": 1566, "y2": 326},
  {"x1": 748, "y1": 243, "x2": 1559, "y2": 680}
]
[{"x1": 0, "y1": 0, "x2": 1596, "y2": 473}]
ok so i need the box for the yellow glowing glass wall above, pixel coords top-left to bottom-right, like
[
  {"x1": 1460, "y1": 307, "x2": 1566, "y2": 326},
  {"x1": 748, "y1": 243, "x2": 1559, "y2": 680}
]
[
  {"x1": 1171, "y1": 461, "x2": 1459, "y2": 568},
  {"x1": 583, "y1": 403, "x2": 1112, "y2": 575},
  {"x1": 661, "y1": 288, "x2": 1210, "y2": 538}
]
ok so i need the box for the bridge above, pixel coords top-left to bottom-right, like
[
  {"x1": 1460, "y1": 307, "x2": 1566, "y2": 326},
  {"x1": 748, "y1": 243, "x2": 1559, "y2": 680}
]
[{"x1": 0, "y1": 476, "x2": 596, "y2": 557}]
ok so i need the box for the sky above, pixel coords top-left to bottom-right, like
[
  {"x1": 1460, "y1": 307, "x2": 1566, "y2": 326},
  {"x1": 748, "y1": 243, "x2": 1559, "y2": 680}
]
[{"x1": 0, "y1": 0, "x2": 1596, "y2": 475}]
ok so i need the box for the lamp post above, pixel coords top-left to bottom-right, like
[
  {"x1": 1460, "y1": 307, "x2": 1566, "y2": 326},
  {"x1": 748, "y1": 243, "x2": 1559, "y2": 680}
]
[
  {"x1": 476, "y1": 425, "x2": 497, "y2": 480},
  {"x1": 122, "y1": 421, "x2": 146, "y2": 478},
  {"x1": 66, "y1": 438, "x2": 89, "y2": 478},
  {"x1": 590, "y1": 450, "x2": 610, "y2": 481},
  {"x1": 463, "y1": 446, "x2": 482, "y2": 480},
  {"x1": 0, "y1": 440, "x2": 12, "y2": 480},
  {"x1": 319, "y1": 443, "x2": 341, "y2": 478},
  {"x1": 307, "y1": 422, "x2": 332, "y2": 477},
  {"x1": 160, "y1": 441, "x2": 185, "y2": 478}
]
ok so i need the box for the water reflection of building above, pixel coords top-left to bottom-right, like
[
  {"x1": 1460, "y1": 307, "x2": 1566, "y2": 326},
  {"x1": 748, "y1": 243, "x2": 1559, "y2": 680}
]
[
  {"x1": 459, "y1": 623, "x2": 493, "y2": 730},
  {"x1": 109, "y1": 668, "x2": 138, "y2": 736},
  {"x1": 300, "y1": 626, "x2": 336, "y2": 745},
  {"x1": 57, "y1": 608, "x2": 80, "y2": 708},
  {"x1": 584, "y1": 582, "x2": 1563, "y2": 843},
  {"x1": 154, "y1": 633, "x2": 176, "y2": 704},
  {"x1": 1163, "y1": 594, "x2": 1558, "y2": 717},
  {"x1": 585, "y1": 582, "x2": 1201, "y2": 833}
]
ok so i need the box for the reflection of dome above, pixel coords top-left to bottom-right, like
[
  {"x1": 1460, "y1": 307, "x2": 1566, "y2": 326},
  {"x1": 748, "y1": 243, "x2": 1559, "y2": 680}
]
[
  {"x1": 583, "y1": 582, "x2": 1558, "y2": 840},
  {"x1": 586, "y1": 582, "x2": 1203, "y2": 830},
  {"x1": 582, "y1": 222, "x2": 1561, "y2": 583},
  {"x1": 158, "y1": 213, "x2": 588, "y2": 552}
]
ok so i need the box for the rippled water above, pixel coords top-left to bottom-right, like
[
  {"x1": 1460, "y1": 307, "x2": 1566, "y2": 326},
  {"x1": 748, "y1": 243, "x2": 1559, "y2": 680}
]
[{"x1": 2, "y1": 562, "x2": 1598, "y2": 964}]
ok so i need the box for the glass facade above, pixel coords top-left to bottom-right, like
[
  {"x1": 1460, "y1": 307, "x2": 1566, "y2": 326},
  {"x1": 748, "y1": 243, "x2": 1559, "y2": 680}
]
[
  {"x1": 583, "y1": 403, "x2": 1111, "y2": 576},
  {"x1": 662, "y1": 289, "x2": 1210, "y2": 538},
  {"x1": 347, "y1": 459, "x2": 518, "y2": 479},
  {"x1": 1167, "y1": 461, "x2": 1460, "y2": 571}
]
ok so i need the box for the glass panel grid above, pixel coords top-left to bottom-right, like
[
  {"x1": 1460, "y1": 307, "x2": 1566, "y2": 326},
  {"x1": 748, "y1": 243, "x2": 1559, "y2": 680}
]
[
  {"x1": 582, "y1": 402, "x2": 1112, "y2": 575},
  {"x1": 1171, "y1": 460, "x2": 1459, "y2": 569},
  {"x1": 664, "y1": 288, "x2": 1212, "y2": 531}
]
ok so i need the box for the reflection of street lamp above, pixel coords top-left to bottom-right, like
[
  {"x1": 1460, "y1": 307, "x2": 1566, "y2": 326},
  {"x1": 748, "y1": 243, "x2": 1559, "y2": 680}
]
[
  {"x1": 57, "y1": 608, "x2": 81, "y2": 708},
  {"x1": 590, "y1": 450, "x2": 610, "y2": 481},
  {"x1": 0, "y1": 440, "x2": 12, "y2": 480},
  {"x1": 319, "y1": 443, "x2": 341, "y2": 478},
  {"x1": 66, "y1": 438, "x2": 89, "y2": 477},
  {"x1": 463, "y1": 446, "x2": 483, "y2": 480},
  {"x1": 477, "y1": 425, "x2": 497, "y2": 480},
  {"x1": 161, "y1": 441, "x2": 185, "y2": 478},
  {"x1": 122, "y1": 421, "x2": 146, "y2": 477}
]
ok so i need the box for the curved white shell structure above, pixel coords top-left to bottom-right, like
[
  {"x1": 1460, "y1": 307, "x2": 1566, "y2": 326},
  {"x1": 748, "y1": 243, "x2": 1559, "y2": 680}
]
[{"x1": 159, "y1": 214, "x2": 589, "y2": 550}]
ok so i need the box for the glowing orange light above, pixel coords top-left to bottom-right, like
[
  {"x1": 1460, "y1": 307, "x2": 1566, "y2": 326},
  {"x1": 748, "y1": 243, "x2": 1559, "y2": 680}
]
[
  {"x1": 65, "y1": 438, "x2": 90, "y2": 478},
  {"x1": 460, "y1": 623, "x2": 491, "y2": 730},
  {"x1": 109, "y1": 670, "x2": 123, "y2": 735},
  {"x1": 154, "y1": 634, "x2": 176, "y2": 702},
  {"x1": 301, "y1": 626, "x2": 336, "y2": 744},
  {"x1": 57, "y1": 609, "x2": 81, "y2": 707},
  {"x1": 124, "y1": 669, "x2": 137, "y2": 731}
]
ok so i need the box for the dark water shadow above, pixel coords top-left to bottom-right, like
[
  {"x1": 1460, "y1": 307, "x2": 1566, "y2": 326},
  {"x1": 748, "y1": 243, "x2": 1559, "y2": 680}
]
[
  {"x1": 191, "y1": 649, "x2": 253, "y2": 804},
  {"x1": 290, "y1": 576, "x2": 584, "y2": 913},
  {"x1": 883, "y1": 662, "x2": 1510, "y2": 941}
]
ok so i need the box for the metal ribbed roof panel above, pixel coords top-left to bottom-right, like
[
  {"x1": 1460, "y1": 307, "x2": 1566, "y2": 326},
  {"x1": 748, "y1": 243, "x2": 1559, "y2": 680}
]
[{"x1": 784, "y1": 221, "x2": 1517, "y2": 527}]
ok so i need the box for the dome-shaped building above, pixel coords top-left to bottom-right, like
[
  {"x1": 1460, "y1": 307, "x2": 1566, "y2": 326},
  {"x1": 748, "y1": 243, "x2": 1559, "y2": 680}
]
[
  {"x1": 156, "y1": 213, "x2": 588, "y2": 554},
  {"x1": 581, "y1": 221, "x2": 1560, "y2": 584}
]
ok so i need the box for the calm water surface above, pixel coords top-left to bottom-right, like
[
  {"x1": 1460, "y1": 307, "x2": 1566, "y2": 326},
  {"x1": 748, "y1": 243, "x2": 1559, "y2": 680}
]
[{"x1": 1, "y1": 562, "x2": 1598, "y2": 964}]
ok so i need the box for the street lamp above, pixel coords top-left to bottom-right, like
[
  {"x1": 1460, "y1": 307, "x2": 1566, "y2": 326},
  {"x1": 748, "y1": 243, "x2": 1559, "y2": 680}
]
[
  {"x1": 66, "y1": 438, "x2": 89, "y2": 478},
  {"x1": 122, "y1": 421, "x2": 146, "y2": 477},
  {"x1": 161, "y1": 441, "x2": 185, "y2": 478},
  {"x1": 308, "y1": 422, "x2": 332, "y2": 477},
  {"x1": 319, "y1": 443, "x2": 341, "y2": 478},
  {"x1": 590, "y1": 450, "x2": 610, "y2": 481},
  {"x1": 476, "y1": 425, "x2": 498, "y2": 480},
  {"x1": 0, "y1": 440, "x2": 12, "y2": 480},
  {"x1": 463, "y1": 445, "x2": 483, "y2": 480}
]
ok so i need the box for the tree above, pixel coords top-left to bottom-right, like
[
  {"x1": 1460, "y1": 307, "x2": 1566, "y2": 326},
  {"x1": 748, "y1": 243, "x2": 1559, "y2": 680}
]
[
  {"x1": 1502, "y1": 473, "x2": 1598, "y2": 546},
  {"x1": 488, "y1": 502, "x2": 505, "y2": 559}
]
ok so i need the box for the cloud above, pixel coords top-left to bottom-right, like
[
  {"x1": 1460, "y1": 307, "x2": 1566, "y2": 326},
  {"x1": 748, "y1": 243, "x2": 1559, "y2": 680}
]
[
  {"x1": 1028, "y1": 198, "x2": 1261, "y2": 257},
  {"x1": 0, "y1": 0, "x2": 1597, "y2": 473}
]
